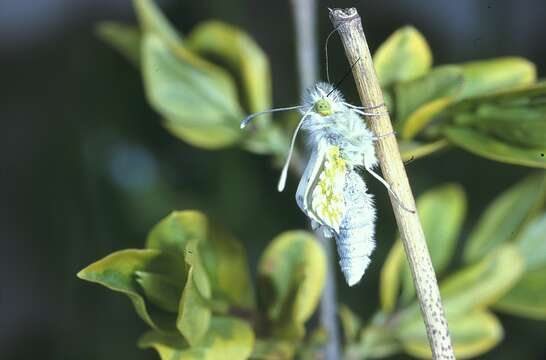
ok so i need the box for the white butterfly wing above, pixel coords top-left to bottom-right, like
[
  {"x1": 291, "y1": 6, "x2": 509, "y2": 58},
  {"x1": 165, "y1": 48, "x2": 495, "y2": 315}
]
[{"x1": 296, "y1": 139, "x2": 347, "y2": 233}]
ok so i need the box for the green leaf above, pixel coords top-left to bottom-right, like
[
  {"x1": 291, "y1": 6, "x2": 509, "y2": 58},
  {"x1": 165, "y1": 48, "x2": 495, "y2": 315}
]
[
  {"x1": 400, "y1": 184, "x2": 467, "y2": 304},
  {"x1": 401, "y1": 97, "x2": 453, "y2": 139},
  {"x1": 395, "y1": 65, "x2": 463, "y2": 134},
  {"x1": 399, "y1": 310, "x2": 502, "y2": 360},
  {"x1": 440, "y1": 245, "x2": 523, "y2": 314},
  {"x1": 177, "y1": 266, "x2": 212, "y2": 346},
  {"x1": 453, "y1": 104, "x2": 546, "y2": 148},
  {"x1": 147, "y1": 211, "x2": 255, "y2": 310},
  {"x1": 457, "y1": 57, "x2": 536, "y2": 99},
  {"x1": 399, "y1": 139, "x2": 450, "y2": 162},
  {"x1": 494, "y1": 214, "x2": 546, "y2": 320},
  {"x1": 139, "y1": 317, "x2": 254, "y2": 360},
  {"x1": 133, "y1": 0, "x2": 183, "y2": 50},
  {"x1": 142, "y1": 34, "x2": 244, "y2": 149},
  {"x1": 398, "y1": 245, "x2": 523, "y2": 328},
  {"x1": 187, "y1": 21, "x2": 271, "y2": 115},
  {"x1": 338, "y1": 304, "x2": 362, "y2": 343},
  {"x1": 96, "y1": 22, "x2": 141, "y2": 67},
  {"x1": 380, "y1": 240, "x2": 405, "y2": 313},
  {"x1": 136, "y1": 271, "x2": 184, "y2": 312},
  {"x1": 444, "y1": 127, "x2": 546, "y2": 169},
  {"x1": 252, "y1": 339, "x2": 295, "y2": 360},
  {"x1": 373, "y1": 26, "x2": 432, "y2": 88},
  {"x1": 177, "y1": 239, "x2": 212, "y2": 345},
  {"x1": 199, "y1": 221, "x2": 255, "y2": 310},
  {"x1": 258, "y1": 231, "x2": 326, "y2": 339},
  {"x1": 515, "y1": 213, "x2": 546, "y2": 270},
  {"x1": 147, "y1": 210, "x2": 208, "y2": 255},
  {"x1": 494, "y1": 266, "x2": 546, "y2": 320},
  {"x1": 77, "y1": 249, "x2": 183, "y2": 330},
  {"x1": 464, "y1": 174, "x2": 546, "y2": 263}
]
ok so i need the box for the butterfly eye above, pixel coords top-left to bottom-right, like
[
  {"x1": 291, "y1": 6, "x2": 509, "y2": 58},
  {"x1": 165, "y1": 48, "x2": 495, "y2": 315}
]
[{"x1": 314, "y1": 99, "x2": 333, "y2": 116}]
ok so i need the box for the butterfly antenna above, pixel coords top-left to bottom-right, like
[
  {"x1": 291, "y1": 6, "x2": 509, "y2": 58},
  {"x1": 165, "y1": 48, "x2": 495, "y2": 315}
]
[
  {"x1": 240, "y1": 105, "x2": 303, "y2": 129},
  {"x1": 277, "y1": 109, "x2": 312, "y2": 192},
  {"x1": 324, "y1": 25, "x2": 340, "y2": 84},
  {"x1": 327, "y1": 57, "x2": 361, "y2": 97}
]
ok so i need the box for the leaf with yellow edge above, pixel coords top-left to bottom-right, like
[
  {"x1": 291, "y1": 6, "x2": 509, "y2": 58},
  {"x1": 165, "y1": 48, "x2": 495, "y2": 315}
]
[
  {"x1": 252, "y1": 339, "x2": 295, "y2": 360},
  {"x1": 142, "y1": 34, "x2": 244, "y2": 149},
  {"x1": 373, "y1": 26, "x2": 432, "y2": 88},
  {"x1": 147, "y1": 210, "x2": 208, "y2": 255},
  {"x1": 399, "y1": 310, "x2": 503, "y2": 360},
  {"x1": 139, "y1": 317, "x2": 255, "y2": 360},
  {"x1": 444, "y1": 127, "x2": 546, "y2": 169},
  {"x1": 398, "y1": 245, "x2": 524, "y2": 327},
  {"x1": 399, "y1": 184, "x2": 467, "y2": 304},
  {"x1": 187, "y1": 21, "x2": 271, "y2": 115},
  {"x1": 96, "y1": 22, "x2": 141, "y2": 67},
  {"x1": 494, "y1": 266, "x2": 546, "y2": 320},
  {"x1": 338, "y1": 304, "x2": 362, "y2": 343},
  {"x1": 395, "y1": 65, "x2": 463, "y2": 134},
  {"x1": 380, "y1": 240, "x2": 405, "y2": 313},
  {"x1": 77, "y1": 249, "x2": 184, "y2": 331},
  {"x1": 399, "y1": 139, "x2": 450, "y2": 162},
  {"x1": 457, "y1": 57, "x2": 536, "y2": 99},
  {"x1": 258, "y1": 231, "x2": 326, "y2": 340},
  {"x1": 401, "y1": 97, "x2": 453, "y2": 139},
  {"x1": 463, "y1": 174, "x2": 546, "y2": 263},
  {"x1": 133, "y1": 0, "x2": 183, "y2": 50}
]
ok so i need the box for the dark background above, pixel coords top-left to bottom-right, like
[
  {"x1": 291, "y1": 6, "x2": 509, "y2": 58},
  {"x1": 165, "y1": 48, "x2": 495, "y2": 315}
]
[{"x1": 1, "y1": 0, "x2": 545, "y2": 359}]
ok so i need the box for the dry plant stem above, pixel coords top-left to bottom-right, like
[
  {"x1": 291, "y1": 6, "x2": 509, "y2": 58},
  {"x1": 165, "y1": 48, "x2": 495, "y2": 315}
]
[
  {"x1": 291, "y1": 1, "x2": 341, "y2": 360},
  {"x1": 329, "y1": 8, "x2": 456, "y2": 360}
]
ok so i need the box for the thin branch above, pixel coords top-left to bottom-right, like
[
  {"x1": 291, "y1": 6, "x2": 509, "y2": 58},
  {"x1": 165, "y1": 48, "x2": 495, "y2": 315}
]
[
  {"x1": 329, "y1": 8, "x2": 456, "y2": 360},
  {"x1": 291, "y1": 1, "x2": 341, "y2": 360}
]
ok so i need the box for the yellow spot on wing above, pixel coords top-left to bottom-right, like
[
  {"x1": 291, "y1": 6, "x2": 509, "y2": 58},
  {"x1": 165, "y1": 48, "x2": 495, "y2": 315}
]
[{"x1": 311, "y1": 146, "x2": 347, "y2": 232}]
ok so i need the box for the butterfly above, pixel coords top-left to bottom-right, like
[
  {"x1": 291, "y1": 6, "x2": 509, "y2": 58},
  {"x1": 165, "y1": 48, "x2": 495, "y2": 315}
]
[{"x1": 241, "y1": 82, "x2": 412, "y2": 286}]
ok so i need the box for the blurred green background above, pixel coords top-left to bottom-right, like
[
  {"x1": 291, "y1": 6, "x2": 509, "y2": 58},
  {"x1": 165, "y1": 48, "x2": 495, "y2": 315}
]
[{"x1": 1, "y1": 0, "x2": 545, "y2": 359}]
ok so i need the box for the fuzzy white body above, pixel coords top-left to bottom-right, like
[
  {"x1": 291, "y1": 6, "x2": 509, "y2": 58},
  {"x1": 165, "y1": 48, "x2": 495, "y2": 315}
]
[{"x1": 296, "y1": 82, "x2": 378, "y2": 286}]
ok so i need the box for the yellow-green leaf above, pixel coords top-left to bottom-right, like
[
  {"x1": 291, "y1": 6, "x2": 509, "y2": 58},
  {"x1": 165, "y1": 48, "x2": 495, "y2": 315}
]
[
  {"x1": 133, "y1": 0, "x2": 183, "y2": 50},
  {"x1": 494, "y1": 266, "x2": 546, "y2": 320},
  {"x1": 401, "y1": 97, "x2": 453, "y2": 139},
  {"x1": 338, "y1": 304, "x2": 362, "y2": 343},
  {"x1": 373, "y1": 26, "x2": 432, "y2": 87},
  {"x1": 139, "y1": 317, "x2": 254, "y2": 360},
  {"x1": 400, "y1": 184, "x2": 467, "y2": 304},
  {"x1": 515, "y1": 213, "x2": 546, "y2": 270},
  {"x1": 258, "y1": 231, "x2": 326, "y2": 339},
  {"x1": 444, "y1": 127, "x2": 546, "y2": 169},
  {"x1": 187, "y1": 21, "x2": 271, "y2": 115},
  {"x1": 147, "y1": 210, "x2": 208, "y2": 255},
  {"x1": 251, "y1": 339, "x2": 295, "y2": 360},
  {"x1": 399, "y1": 139, "x2": 450, "y2": 162},
  {"x1": 399, "y1": 310, "x2": 502, "y2": 360},
  {"x1": 395, "y1": 65, "x2": 463, "y2": 134},
  {"x1": 136, "y1": 271, "x2": 184, "y2": 312},
  {"x1": 142, "y1": 34, "x2": 244, "y2": 149},
  {"x1": 177, "y1": 266, "x2": 212, "y2": 346},
  {"x1": 199, "y1": 221, "x2": 255, "y2": 310},
  {"x1": 380, "y1": 240, "x2": 405, "y2": 313},
  {"x1": 457, "y1": 57, "x2": 536, "y2": 99},
  {"x1": 77, "y1": 249, "x2": 183, "y2": 330},
  {"x1": 96, "y1": 22, "x2": 141, "y2": 67},
  {"x1": 453, "y1": 104, "x2": 546, "y2": 148},
  {"x1": 463, "y1": 174, "x2": 546, "y2": 263}
]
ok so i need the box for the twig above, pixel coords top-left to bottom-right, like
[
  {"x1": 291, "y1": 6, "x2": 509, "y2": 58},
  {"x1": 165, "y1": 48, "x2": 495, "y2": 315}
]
[
  {"x1": 329, "y1": 8, "x2": 456, "y2": 360},
  {"x1": 290, "y1": 1, "x2": 341, "y2": 360}
]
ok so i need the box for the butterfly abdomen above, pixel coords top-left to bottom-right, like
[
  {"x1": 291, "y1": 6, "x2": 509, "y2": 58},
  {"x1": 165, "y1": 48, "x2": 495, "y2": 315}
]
[{"x1": 336, "y1": 171, "x2": 376, "y2": 286}]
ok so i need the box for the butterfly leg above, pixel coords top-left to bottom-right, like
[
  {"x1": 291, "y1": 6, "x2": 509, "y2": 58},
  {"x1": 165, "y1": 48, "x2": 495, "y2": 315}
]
[
  {"x1": 344, "y1": 102, "x2": 388, "y2": 117},
  {"x1": 364, "y1": 166, "x2": 416, "y2": 213},
  {"x1": 372, "y1": 131, "x2": 397, "y2": 140}
]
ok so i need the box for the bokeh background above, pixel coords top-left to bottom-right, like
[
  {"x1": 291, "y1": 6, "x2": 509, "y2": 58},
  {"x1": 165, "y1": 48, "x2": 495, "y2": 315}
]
[{"x1": 1, "y1": 0, "x2": 545, "y2": 359}]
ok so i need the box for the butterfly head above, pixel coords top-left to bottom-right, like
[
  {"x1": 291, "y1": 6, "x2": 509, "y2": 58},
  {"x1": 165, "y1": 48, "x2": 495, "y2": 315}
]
[{"x1": 306, "y1": 82, "x2": 345, "y2": 117}]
